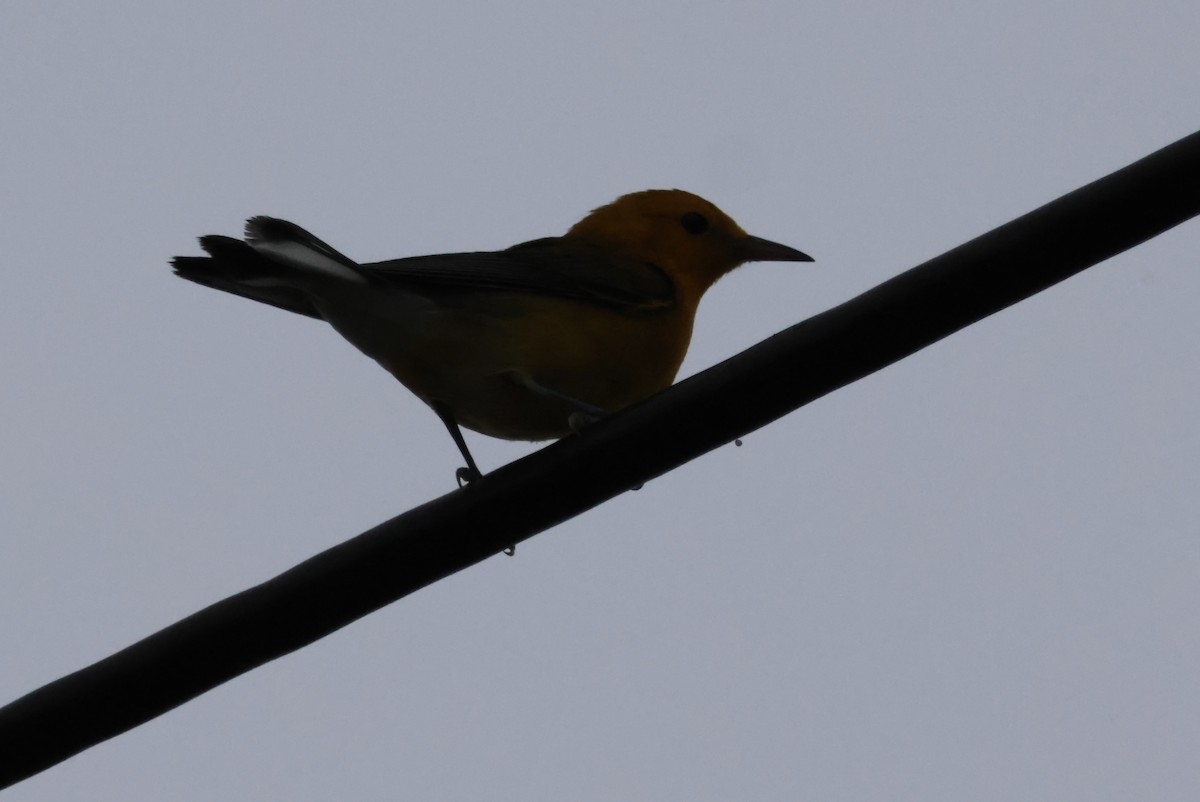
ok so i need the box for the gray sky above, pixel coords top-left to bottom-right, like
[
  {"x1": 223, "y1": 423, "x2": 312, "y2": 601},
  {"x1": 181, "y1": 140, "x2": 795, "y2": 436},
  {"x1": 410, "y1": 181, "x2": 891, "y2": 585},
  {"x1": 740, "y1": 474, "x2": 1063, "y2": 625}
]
[{"x1": 3, "y1": 2, "x2": 1198, "y2": 799}]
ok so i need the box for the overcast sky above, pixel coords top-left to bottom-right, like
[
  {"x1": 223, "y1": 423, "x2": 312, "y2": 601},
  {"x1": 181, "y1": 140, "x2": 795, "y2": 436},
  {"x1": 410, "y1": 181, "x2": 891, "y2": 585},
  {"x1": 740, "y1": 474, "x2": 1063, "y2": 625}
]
[{"x1": 3, "y1": 2, "x2": 1198, "y2": 800}]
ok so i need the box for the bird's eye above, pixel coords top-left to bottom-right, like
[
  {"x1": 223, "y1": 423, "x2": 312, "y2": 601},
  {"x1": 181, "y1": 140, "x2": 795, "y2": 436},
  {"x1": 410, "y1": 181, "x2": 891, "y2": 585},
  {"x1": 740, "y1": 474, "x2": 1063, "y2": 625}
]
[{"x1": 680, "y1": 212, "x2": 709, "y2": 235}]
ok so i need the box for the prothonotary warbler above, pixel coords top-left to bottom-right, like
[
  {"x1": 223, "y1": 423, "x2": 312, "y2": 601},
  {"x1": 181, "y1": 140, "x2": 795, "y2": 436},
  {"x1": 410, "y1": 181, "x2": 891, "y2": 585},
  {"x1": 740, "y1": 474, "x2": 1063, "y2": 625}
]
[{"x1": 172, "y1": 189, "x2": 813, "y2": 482}]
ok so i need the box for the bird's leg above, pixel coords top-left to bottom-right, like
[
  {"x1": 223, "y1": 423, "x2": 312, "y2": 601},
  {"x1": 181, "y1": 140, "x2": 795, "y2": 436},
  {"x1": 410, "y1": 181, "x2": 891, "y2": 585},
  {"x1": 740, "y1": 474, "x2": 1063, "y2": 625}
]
[
  {"x1": 431, "y1": 403, "x2": 514, "y2": 553},
  {"x1": 510, "y1": 374, "x2": 609, "y2": 431},
  {"x1": 432, "y1": 402, "x2": 482, "y2": 486},
  {"x1": 513, "y1": 374, "x2": 638, "y2": 492},
  {"x1": 510, "y1": 374, "x2": 641, "y2": 494}
]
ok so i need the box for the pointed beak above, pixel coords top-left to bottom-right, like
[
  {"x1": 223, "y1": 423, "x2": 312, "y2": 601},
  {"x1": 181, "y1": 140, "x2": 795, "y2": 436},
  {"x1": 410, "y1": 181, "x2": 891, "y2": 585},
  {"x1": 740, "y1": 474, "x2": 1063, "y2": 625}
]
[{"x1": 740, "y1": 234, "x2": 814, "y2": 263}]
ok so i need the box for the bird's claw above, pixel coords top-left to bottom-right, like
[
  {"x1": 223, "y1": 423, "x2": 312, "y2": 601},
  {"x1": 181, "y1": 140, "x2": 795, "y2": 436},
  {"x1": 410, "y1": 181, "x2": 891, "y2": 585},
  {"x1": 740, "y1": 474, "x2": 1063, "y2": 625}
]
[
  {"x1": 455, "y1": 466, "x2": 481, "y2": 487},
  {"x1": 568, "y1": 410, "x2": 604, "y2": 433}
]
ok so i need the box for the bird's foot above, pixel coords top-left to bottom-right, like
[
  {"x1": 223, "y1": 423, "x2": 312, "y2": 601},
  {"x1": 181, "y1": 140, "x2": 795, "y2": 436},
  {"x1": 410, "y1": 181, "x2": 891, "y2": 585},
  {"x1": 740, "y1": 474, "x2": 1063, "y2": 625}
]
[
  {"x1": 455, "y1": 466, "x2": 482, "y2": 487},
  {"x1": 568, "y1": 410, "x2": 605, "y2": 432}
]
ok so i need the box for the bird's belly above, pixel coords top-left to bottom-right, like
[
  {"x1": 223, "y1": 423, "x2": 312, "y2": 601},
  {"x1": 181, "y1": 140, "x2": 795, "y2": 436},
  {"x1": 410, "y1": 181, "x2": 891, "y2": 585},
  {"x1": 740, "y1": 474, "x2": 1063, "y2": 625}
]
[{"x1": 361, "y1": 296, "x2": 693, "y2": 441}]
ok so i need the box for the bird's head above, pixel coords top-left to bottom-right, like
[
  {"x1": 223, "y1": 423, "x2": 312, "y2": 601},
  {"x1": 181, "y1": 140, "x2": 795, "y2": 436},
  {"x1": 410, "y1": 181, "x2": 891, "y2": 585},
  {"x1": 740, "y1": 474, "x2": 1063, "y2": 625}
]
[{"x1": 565, "y1": 189, "x2": 812, "y2": 300}]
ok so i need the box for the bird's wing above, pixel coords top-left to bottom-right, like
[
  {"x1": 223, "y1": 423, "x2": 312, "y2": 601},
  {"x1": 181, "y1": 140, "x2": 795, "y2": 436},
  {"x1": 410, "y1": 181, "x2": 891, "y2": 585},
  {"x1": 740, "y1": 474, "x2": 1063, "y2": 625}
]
[{"x1": 361, "y1": 237, "x2": 676, "y2": 313}]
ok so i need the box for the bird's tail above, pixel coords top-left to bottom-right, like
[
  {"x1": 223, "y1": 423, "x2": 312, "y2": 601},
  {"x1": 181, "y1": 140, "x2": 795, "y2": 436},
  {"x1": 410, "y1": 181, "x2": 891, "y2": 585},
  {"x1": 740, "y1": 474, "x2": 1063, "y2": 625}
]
[{"x1": 170, "y1": 217, "x2": 364, "y2": 319}]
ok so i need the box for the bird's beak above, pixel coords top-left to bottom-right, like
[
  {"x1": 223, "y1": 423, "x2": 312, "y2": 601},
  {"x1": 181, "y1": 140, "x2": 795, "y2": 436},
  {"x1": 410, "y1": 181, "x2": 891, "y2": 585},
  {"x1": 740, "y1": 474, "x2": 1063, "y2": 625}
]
[{"x1": 740, "y1": 234, "x2": 814, "y2": 263}]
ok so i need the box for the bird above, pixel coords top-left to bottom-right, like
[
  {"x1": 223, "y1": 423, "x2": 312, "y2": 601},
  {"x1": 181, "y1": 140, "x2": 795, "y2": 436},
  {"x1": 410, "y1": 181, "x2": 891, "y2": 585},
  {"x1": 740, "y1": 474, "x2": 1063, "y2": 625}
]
[{"x1": 171, "y1": 189, "x2": 813, "y2": 483}]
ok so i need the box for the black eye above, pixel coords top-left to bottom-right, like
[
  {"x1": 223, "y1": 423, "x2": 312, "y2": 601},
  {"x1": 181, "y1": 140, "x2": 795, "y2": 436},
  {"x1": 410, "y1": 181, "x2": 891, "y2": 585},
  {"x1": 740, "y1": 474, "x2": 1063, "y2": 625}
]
[{"x1": 680, "y1": 211, "x2": 709, "y2": 235}]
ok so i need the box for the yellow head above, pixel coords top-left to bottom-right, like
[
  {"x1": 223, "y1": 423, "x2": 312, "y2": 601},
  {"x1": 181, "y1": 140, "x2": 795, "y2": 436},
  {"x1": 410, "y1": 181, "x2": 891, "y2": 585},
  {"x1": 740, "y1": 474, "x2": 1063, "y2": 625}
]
[{"x1": 565, "y1": 189, "x2": 812, "y2": 302}]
